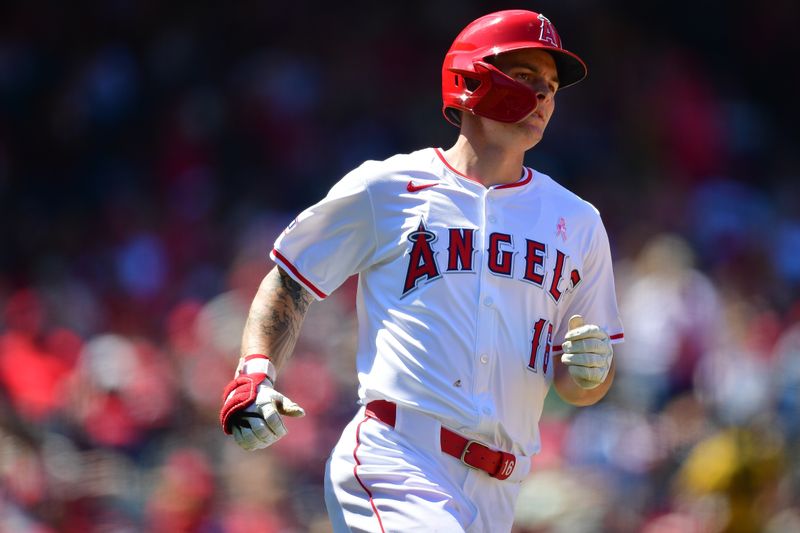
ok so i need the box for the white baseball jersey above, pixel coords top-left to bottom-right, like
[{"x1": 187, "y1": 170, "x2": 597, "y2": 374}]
[{"x1": 271, "y1": 147, "x2": 624, "y2": 457}]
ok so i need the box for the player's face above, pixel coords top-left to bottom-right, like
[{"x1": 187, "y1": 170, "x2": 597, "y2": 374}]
[{"x1": 469, "y1": 49, "x2": 560, "y2": 151}]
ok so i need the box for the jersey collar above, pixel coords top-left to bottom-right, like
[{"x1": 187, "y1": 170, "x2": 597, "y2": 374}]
[{"x1": 434, "y1": 147, "x2": 533, "y2": 190}]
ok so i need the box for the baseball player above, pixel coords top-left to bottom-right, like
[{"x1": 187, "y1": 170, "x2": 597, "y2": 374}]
[{"x1": 220, "y1": 9, "x2": 624, "y2": 532}]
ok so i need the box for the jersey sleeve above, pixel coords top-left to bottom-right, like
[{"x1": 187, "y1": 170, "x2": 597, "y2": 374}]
[
  {"x1": 554, "y1": 215, "x2": 624, "y2": 352},
  {"x1": 270, "y1": 166, "x2": 377, "y2": 300}
]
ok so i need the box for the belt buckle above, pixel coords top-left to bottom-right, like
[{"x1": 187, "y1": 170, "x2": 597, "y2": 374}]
[{"x1": 459, "y1": 440, "x2": 481, "y2": 470}]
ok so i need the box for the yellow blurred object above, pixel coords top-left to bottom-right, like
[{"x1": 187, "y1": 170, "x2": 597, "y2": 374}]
[
  {"x1": 676, "y1": 426, "x2": 785, "y2": 533},
  {"x1": 679, "y1": 429, "x2": 739, "y2": 493}
]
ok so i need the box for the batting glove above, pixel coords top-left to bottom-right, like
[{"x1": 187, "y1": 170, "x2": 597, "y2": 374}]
[
  {"x1": 560, "y1": 315, "x2": 613, "y2": 390},
  {"x1": 219, "y1": 355, "x2": 305, "y2": 451}
]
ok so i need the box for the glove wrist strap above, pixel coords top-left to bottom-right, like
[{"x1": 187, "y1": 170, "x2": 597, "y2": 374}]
[{"x1": 237, "y1": 354, "x2": 277, "y2": 384}]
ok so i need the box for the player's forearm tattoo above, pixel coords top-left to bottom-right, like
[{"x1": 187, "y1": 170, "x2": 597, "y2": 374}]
[{"x1": 240, "y1": 266, "x2": 314, "y2": 370}]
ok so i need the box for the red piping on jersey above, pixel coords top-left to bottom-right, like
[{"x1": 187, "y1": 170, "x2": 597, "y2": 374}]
[
  {"x1": 552, "y1": 333, "x2": 625, "y2": 354},
  {"x1": 353, "y1": 417, "x2": 386, "y2": 533},
  {"x1": 271, "y1": 248, "x2": 328, "y2": 299},
  {"x1": 496, "y1": 168, "x2": 532, "y2": 189},
  {"x1": 434, "y1": 148, "x2": 532, "y2": 189}
]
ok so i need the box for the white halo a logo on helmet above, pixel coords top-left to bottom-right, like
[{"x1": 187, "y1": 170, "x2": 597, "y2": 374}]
[{"x1": 537, "y1": 14, "x2": 560, "y2": 47}]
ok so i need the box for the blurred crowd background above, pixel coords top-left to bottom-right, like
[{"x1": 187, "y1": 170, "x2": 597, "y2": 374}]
[{"x1": 1, "y1": 1, "x2": 799, "y2": 532}]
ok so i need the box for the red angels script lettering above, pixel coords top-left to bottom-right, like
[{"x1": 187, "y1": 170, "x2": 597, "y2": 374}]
[
  {"x1": 569, "y1": 268, "x2": 581, "y2": 289},
  {"x1": 488, "y1": 232, "x2": 514, "y2": 276},
  {"x1": 402, "y1": 221, "x2": 441, "y2": 296},
  {"x1": 447, "y1": 228, "x2": 475, "y2": 271},
  {"x1": 522, "y1": 239, "x2": 546, "y2": 286},
  {"x1": 548, "y1": 249, "x2": 567, "y2": 302}
]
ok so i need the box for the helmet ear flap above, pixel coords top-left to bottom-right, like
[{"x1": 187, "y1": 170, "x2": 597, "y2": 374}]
[{"x1": 444, "y1": 63, "x2": 527, "y2": 127}]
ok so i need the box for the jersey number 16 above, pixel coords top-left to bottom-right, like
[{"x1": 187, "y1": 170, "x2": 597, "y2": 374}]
[{"x1": 528, "y1": 318, "x2": 553, "y2": 374}]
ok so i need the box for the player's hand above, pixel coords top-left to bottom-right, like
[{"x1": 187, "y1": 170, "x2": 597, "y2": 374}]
[
  {"x1": 220, "y1": 372, "x2": 305, "y2": 451},
  {"x1": 560, "y1": 315, "x2": 613, "y2": 389}
]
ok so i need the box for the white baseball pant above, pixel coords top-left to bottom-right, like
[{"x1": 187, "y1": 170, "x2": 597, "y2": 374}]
[{"x1": 324, "y1": 403, "x2": 531, "y2": 532}]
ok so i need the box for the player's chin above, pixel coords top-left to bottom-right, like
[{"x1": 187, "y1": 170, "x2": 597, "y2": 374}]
[
  {"x1": 520, "y1": 113, "x2": 547, "y2": 131},
  {"x1": 516, "y1": 121, "x2": 545, "y2": 148}
]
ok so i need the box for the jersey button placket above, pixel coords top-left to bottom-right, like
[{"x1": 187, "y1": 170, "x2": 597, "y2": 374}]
[{"x1": 474, "y1": 190, "x2": 496, "y2": 399}]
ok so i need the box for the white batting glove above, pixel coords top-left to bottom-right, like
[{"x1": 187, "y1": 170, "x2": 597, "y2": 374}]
[
  {"x1": 219, "y1": 355, "x2": 305, "y2": 451},
  {"x1": 560, "y1": 315, "x2": 613, "y2": 389},
  {"x1": 230, "y1": 381, "x2": 305, "y2": 451}
]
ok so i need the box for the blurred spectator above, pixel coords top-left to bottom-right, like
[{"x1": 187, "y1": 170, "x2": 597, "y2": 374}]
[
  {"x1": 614, "y1": 234, "x2": 719, "y2": 411},
  {"x1": 146, "y1": 448, "x2": 217, "y2": 532},
  {"x1": 0, "y1": 289, "x2": 82, "y2": 422}
]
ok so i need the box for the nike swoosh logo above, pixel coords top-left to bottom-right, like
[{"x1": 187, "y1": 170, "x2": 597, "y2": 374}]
[{"x1": 407, "y1": 181, "x2": 439, "y2": 193}]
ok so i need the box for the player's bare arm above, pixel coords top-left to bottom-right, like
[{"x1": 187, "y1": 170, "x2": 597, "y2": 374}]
[
  {"x1": 219, "y1": 265, "x2": 313, "y2": 451},
  {"x1": 240, "y1": 265, "x2": 315, "y2": 371}
]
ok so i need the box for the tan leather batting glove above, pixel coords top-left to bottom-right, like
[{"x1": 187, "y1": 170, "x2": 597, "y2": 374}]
[
  {"x1": 560, "y1": 315, "x2": 613, "y2": 389},
  {"x1": 229, "y1": 381, "x2": 305, "y2": 451},
  {"x1": 220, "y1": 355, "x2": 305, "y2": 451}
]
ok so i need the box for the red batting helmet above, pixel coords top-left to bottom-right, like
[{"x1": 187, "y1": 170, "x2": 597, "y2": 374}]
[{"x1": 442, "y1": 10, "x2": 587, "y2": 126}]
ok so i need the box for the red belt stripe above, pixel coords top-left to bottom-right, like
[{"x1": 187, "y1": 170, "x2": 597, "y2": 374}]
[{"x1": 364, "y1": 400, "x2": 517, "y2": 481}]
